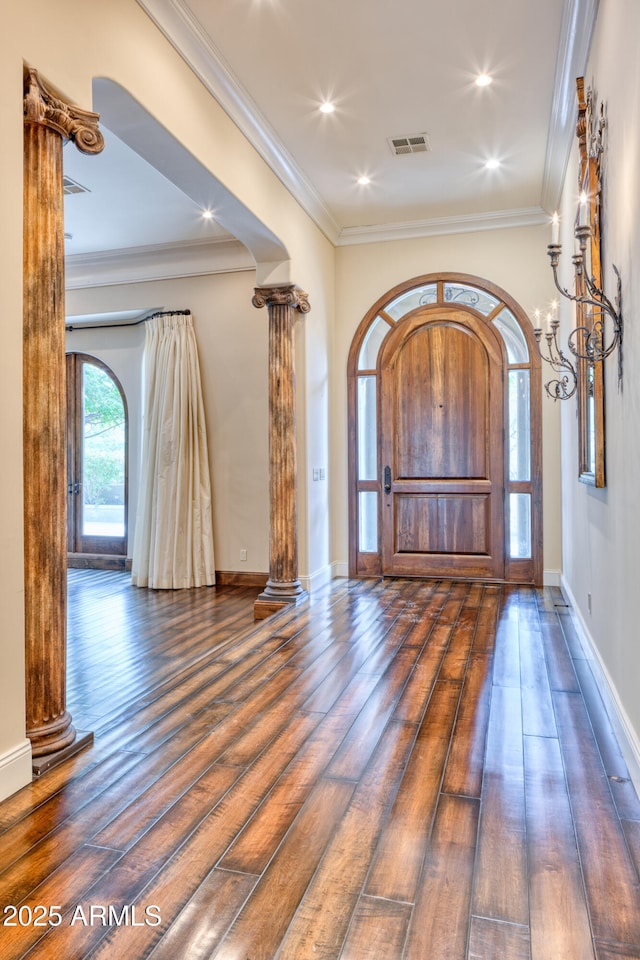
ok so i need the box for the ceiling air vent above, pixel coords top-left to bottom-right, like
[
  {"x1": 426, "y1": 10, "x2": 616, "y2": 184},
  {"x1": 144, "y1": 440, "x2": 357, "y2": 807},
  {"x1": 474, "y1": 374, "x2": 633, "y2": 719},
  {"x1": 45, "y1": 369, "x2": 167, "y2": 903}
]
[
  {"x1": 63, "y1": 176, "x2": 90, "y2": 195},
  {"x1": 388, "y1": 133, "x2": 431, "y2": 156}
]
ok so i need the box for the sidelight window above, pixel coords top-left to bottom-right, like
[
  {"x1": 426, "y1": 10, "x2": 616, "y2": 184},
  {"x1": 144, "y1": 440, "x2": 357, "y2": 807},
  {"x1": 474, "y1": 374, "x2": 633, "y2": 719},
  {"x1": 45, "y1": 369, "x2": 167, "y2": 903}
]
[
  {"x1": 357, "y1": 376, "x2": 377, "y2": 481},
  {"x1": 358, "y1": 491, "x2": 379, "y2": 554},
  {"x1": 508, "y1": 370, "x2": 531, "y2": 483}
]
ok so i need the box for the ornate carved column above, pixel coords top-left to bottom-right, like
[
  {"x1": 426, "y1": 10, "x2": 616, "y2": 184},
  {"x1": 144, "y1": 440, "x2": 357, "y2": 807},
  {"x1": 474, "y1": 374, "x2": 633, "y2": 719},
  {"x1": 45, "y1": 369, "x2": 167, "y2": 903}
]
[
  {"x1": 252, "y1": 285, "x2": 310, "y2": 619},
  {"x1": 23, "y1": 69, "x2": 104, "y2": 768}
]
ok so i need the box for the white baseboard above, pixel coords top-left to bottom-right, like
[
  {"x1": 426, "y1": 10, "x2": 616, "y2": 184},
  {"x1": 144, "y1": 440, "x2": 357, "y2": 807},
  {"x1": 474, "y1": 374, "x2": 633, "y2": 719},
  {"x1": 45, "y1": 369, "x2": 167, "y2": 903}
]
[
  {"x1": 544, "y1": 568, "x2": 562, "y2": 587},
  {"x1": 300, "y1": 562, "x2": 349, "y2": 593},
  {"x1": 300, "y1": 563, "x2": 333, "y2": 594},
  {"x1": 0, "y1": 739, "x2": 32, "y2": 802},
  {"x1": 561, "y1": 576, "x2": 640, "y2": 797}
]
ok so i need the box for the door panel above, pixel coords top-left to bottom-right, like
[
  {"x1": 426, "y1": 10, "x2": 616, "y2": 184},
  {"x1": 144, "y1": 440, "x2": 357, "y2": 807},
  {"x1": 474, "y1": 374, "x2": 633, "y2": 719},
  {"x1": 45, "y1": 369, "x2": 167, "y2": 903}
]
[
  {"x1": 395, "y1": 493, "x2": 490, "y2": 555},
  {"x1": 381, "y1": 309, "x2": 504, "y2": 579},
  {"x1": 395, "y1": 323, "x2": 488, "y2": 479}
]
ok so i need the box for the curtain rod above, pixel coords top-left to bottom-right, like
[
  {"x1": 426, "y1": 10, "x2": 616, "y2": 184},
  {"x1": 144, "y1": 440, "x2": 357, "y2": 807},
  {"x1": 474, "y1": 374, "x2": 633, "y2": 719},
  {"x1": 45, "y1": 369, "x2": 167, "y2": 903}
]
[
  {"x1": 65, "y1": 309, "x2": 191, "y2": 332},
  {"x1": 147, "y1": 309, "x2": 191, "y2": 320}
]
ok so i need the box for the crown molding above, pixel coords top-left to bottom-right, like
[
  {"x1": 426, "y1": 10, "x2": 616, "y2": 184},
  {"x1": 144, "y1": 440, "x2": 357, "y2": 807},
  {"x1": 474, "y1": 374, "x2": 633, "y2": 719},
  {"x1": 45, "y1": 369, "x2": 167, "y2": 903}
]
[
  {"x1": 336, "y1": 206, "x2": 550, "y2": 246},
  {"x1": 135, "y1": 0, "x2": 341, "y2": 244},
  {"x1": 135, "y1": 0, "x2": 597, "y2": 248},
  {"x1": 65, "y1": 237, "x2": 254, "y2": 289},
  {"x1": 541, "y1": 0, "x2": 600, "y2": 213}
]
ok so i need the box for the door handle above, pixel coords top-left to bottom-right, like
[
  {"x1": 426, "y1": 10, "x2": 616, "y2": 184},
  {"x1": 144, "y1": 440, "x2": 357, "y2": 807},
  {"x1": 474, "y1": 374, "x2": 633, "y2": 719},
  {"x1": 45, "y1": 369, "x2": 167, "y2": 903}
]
[{"x1": 384, "y1": 465, "x2": 392, "y2": 493}]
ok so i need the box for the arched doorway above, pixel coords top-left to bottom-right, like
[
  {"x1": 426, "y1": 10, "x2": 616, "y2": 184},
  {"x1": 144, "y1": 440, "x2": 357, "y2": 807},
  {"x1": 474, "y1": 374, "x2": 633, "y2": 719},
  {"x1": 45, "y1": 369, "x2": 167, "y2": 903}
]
[
  {"x1": 66, "y1": 353, "x2": 128, "y2": 560},
  {"x1": 348, "y1": 273, "x2": 542, "y2": 585}
]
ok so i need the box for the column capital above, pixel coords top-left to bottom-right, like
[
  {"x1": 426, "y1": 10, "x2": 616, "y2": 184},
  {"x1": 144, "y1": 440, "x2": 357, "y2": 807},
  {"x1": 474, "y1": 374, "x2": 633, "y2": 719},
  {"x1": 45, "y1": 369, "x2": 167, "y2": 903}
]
[
  {"x1": 23, "y1": 67, "x2": 104, "y2": 155},
  {"x1": 252, "y1": 284, "x2": 311, "y2": 314}
]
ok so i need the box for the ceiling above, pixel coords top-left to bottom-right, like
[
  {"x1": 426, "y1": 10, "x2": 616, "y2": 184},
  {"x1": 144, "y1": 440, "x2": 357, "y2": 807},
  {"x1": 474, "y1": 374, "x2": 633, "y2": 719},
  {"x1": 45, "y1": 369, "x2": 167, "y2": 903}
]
[{"x1": 63, "y1": 0, "x2": 599, "y2": 268}]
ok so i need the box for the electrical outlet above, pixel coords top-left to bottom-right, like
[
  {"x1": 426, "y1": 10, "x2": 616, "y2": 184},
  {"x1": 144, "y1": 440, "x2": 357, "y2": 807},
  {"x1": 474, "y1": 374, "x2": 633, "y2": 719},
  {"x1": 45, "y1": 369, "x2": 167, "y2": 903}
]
[{"x1": 240, "y1": 549, "x2": 247, "y2": 562}]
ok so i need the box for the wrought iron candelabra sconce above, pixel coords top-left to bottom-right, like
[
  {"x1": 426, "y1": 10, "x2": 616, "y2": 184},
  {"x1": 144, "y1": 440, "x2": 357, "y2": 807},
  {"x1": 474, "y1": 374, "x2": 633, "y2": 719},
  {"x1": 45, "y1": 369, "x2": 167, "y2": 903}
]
[
  {"x1": 534, "y1": 79, "x2": 623, "y2": 401},
  {"x1": 534, "y1": 218, "x2": 623, "y2": 401}
]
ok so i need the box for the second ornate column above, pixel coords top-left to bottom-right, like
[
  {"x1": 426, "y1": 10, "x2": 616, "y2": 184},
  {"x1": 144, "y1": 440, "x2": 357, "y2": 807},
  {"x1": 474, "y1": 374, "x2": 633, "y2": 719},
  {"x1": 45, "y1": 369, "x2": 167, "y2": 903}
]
[{"x1": 252, "y1": 285, "x2": 310, "y2": 619}]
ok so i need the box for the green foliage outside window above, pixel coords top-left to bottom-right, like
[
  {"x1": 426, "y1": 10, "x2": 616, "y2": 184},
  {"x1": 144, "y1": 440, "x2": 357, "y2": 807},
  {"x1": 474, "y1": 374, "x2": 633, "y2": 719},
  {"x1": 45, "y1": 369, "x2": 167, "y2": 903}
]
[{"x1": 83, "y1": 364, "x2": 125, "y2": 506}]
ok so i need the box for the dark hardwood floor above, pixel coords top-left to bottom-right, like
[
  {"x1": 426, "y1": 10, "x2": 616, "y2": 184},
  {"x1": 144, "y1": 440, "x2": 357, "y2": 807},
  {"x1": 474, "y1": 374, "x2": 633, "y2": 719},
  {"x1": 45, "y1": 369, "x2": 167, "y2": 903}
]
[{"x1": 1, "y1": 571, "x2": 640, "y2": 959}]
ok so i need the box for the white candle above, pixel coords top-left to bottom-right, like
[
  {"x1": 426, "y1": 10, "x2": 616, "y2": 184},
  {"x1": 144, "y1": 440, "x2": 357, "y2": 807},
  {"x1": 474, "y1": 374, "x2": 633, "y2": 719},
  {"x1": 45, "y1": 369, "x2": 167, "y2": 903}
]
[
  {"x1": 579, "y1": 192, "x2": 589, "y2": 227},
  {"x1": 551, "y1": 212, "x2": 560, "y2": 245}
]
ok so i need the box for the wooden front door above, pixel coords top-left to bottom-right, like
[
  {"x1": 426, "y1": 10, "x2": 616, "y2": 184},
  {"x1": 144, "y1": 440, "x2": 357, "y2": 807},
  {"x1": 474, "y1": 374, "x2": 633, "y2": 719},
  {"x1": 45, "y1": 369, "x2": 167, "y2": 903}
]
[{"x1": 380, "y1": 308, "x2": 505, "y2": 579}]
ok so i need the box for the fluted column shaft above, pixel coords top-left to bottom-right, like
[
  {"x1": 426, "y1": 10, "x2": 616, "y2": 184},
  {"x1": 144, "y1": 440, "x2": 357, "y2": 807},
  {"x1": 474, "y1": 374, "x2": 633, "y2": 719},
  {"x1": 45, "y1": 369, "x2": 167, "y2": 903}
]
[
  {"x1": 23, "y1": 69, "x2": 103, "y2": 760},
  {"x1": 252, "y1": 285, "x2": 310, "y2": 619},
  {"x1": 23, "y1": 118, "x2": 72, "y2": 755}
]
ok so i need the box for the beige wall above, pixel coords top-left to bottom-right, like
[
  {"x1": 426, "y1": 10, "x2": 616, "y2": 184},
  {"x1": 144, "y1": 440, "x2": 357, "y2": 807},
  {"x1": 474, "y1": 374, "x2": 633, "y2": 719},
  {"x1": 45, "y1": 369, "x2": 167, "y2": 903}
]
[
  {"x1": 333, "y1": 225, "x2": 563, "y2": 579},
  {"x1": 0, "y1": 33, "x2": 30, "y2": 799},
  {"x1": 559, "y1": 0, "x2": 640, "y2": 768}
]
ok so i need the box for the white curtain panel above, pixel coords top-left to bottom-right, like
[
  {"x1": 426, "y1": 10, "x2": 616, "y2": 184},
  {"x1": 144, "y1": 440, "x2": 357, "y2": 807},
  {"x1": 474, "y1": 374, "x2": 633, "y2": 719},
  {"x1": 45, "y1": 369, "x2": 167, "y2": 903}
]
[{"x1": 132, "y1": 313, "x2": 216, "y2": 588}]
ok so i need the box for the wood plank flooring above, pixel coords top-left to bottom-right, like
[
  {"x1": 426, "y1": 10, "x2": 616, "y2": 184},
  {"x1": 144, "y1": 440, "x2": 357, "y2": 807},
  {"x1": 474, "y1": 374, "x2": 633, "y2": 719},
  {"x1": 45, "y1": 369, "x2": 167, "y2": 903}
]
[{"x1": 1, "y1": 571, "x2": 640, "y2": 959}]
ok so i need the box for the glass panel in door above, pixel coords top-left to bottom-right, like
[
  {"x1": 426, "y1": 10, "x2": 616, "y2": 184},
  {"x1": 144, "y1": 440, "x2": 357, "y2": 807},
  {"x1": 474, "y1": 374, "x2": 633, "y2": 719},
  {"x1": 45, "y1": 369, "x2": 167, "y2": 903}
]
[
  {"x1": 67, "y1": 353, "x2": 128, "y2": 556},
  {"x1": 81, "y1": 362, "x2": 126, "y2": 541}
]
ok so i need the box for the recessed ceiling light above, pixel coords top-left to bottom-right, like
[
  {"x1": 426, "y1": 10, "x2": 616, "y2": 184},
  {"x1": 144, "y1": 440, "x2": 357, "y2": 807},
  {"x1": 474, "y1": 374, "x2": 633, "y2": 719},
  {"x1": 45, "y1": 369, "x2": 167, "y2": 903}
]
[
  {"x1": 201, "y1": 209, "x2": 214, "y2": 219},
  {"x1": 357, "y1": 175, "x2": 371, "y2": 186},
  {"x1": 319, "y1": 102, "x2": 335, "y2": 114},
  {"x1": 485, "y1": 158, "x2": 500, "y2": 170},
  {"x1": 475, "y1": 74, "x2": 493, "y2": 87}
]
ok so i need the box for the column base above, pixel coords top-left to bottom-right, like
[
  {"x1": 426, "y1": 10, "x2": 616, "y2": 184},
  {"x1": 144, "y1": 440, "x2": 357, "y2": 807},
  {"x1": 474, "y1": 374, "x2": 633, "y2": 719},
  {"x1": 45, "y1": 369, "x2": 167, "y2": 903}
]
[
  {"x1": 254, "y1": 580, "x2": 308, "y2": 620},
  {"x1": 27, "y1": 709, "x2": 77, "y2": 758},
  {"x1": 32, "y1": 730, "x2": 94, "y2": 778}
]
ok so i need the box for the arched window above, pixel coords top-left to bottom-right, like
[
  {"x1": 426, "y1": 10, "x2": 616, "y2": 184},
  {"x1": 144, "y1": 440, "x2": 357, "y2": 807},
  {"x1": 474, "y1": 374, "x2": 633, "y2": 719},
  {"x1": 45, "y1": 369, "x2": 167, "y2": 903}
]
[
  {"x1": 347, "y1": 274, "x2": 542, "y2": 584},
  {"x1": 66, "y1": 353, "x2": 128, "y2": 559}
]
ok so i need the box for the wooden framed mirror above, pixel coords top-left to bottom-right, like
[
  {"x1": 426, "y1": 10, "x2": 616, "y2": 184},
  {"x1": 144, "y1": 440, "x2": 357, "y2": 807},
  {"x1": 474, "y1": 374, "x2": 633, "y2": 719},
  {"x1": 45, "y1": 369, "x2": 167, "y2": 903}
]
[{"x1": 576, "y1": 78, "x2": 606, "y2": 487}]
